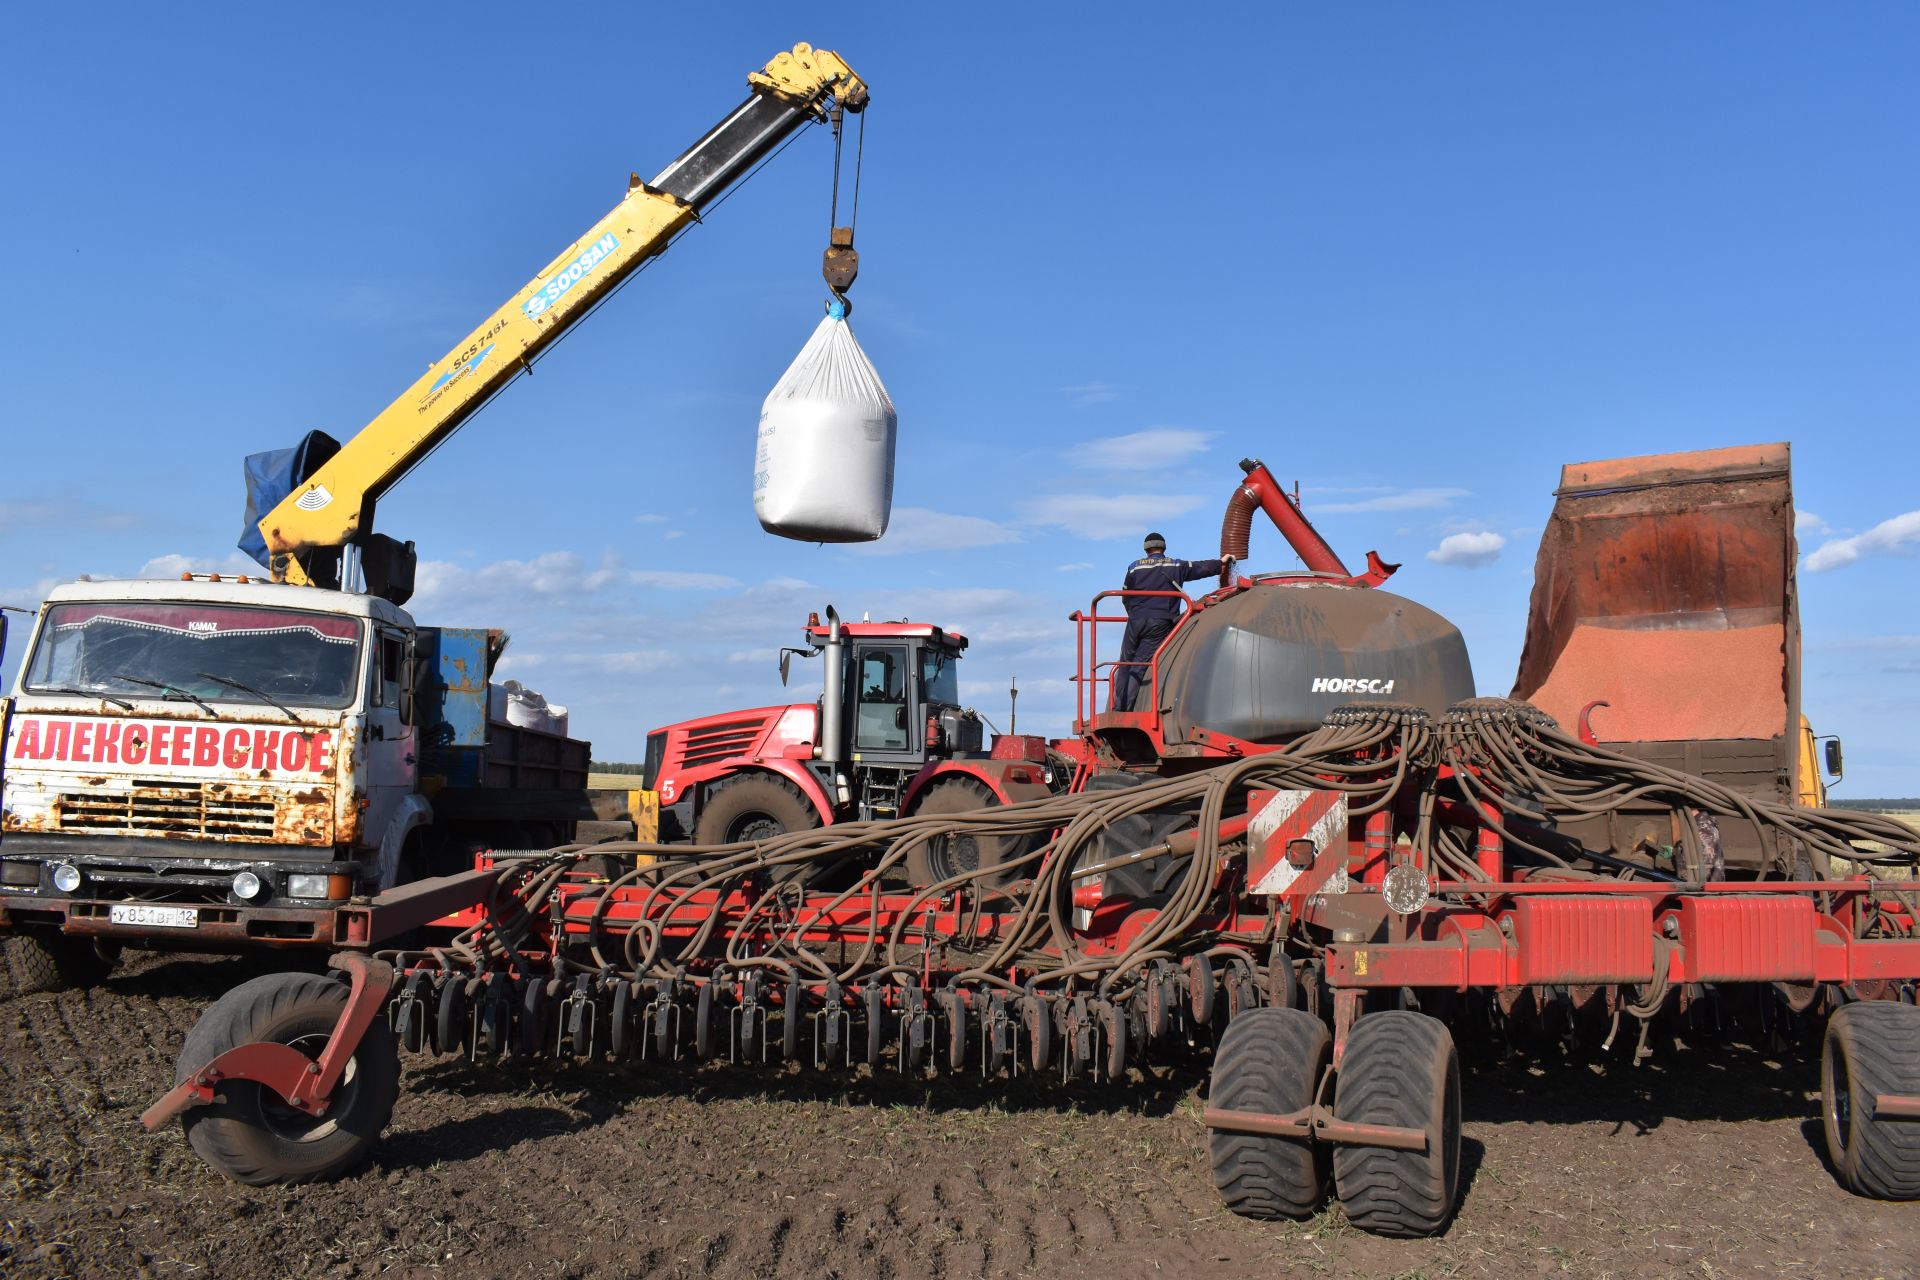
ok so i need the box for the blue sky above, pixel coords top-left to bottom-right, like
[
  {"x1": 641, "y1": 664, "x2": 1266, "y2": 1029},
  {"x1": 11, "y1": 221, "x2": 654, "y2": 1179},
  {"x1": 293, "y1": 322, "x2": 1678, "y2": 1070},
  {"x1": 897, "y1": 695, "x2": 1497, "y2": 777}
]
[{"x1": 2, "y1": 5, "x2": 1916, "y2": 793}]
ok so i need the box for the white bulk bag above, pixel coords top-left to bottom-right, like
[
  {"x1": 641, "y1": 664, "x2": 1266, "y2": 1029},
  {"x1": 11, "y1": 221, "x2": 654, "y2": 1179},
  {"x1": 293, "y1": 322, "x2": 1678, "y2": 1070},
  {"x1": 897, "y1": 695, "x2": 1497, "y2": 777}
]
[{"x1": 754, "y1": 313, "x2": 896, "y2": 542}]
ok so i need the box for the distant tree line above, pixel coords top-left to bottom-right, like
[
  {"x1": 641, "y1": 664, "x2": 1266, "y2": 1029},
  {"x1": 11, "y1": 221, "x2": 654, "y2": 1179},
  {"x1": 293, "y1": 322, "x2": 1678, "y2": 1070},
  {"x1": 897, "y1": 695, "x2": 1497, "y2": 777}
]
[
  {"x1": 1837, "y1": 798, "x2": 1920, "y2": 812},
  {"x1": 590, "y1": 761, "x2": 647, "y2": 775}
]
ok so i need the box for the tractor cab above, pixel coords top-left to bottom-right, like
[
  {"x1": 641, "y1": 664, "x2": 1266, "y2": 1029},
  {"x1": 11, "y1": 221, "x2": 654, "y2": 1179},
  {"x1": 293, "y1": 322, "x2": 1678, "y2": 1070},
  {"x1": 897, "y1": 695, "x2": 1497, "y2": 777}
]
[{"x1": 802, "y1": 613, "x2": 979, "y2": 769}]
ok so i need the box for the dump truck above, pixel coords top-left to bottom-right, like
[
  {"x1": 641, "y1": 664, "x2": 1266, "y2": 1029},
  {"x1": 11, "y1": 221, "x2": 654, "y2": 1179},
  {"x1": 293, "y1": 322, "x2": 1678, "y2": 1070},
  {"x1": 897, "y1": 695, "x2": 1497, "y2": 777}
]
[{"x1": 1512, "y1": 442, "x2": 1844, "y2": 877}]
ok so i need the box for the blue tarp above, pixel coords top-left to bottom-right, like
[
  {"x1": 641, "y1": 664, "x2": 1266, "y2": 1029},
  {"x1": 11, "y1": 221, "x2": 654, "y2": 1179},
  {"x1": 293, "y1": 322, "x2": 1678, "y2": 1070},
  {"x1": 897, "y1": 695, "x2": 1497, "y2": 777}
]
[{"x1": 238, "y1": 430, "x2": 341, "y2": 567}]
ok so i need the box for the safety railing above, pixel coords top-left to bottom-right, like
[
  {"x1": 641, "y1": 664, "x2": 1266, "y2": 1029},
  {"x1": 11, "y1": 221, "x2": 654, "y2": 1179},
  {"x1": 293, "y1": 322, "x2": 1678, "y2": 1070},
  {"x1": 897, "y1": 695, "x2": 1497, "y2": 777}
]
[{"x1": 1068, "y1": 588, "x2": 1193, "y2": 726}]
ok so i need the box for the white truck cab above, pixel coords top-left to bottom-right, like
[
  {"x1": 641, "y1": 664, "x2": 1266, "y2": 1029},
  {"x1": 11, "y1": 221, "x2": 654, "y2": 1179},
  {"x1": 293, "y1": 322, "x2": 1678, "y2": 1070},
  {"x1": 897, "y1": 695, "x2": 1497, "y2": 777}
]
[{"x1": 0, "y1": 575, "x2": 589, "y2": 982}]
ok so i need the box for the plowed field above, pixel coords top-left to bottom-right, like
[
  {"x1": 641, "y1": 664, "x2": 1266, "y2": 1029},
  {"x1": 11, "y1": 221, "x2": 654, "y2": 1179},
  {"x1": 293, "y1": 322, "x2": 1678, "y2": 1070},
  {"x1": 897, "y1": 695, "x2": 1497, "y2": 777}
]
[{"x1": 3, "y1": 947, "x2": 1915, "y2": 1279}]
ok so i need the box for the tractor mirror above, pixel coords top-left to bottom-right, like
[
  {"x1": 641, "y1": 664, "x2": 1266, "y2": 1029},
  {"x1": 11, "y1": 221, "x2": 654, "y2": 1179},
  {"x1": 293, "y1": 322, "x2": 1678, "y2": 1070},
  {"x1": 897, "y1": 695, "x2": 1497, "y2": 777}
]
[
  {"x1": 1824, "y1": 737, "x2": 1845, "y2": 780},
  {"x1": 779, "y1": 649, "x2": 791, "y2": 686}
]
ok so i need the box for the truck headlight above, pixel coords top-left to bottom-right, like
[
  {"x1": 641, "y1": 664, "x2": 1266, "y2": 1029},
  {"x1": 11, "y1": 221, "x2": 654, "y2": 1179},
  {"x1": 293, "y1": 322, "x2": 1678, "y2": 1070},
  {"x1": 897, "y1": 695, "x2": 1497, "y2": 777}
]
[
  {"x1": 286, "y1": 873, "x2": 332, "y2": 899},
  {"x1": 51, "y1": 863, "x2": 83, "y2": 893},
  {"x1": 231, "y1": 871, "x2": 264, "y2": 900}
]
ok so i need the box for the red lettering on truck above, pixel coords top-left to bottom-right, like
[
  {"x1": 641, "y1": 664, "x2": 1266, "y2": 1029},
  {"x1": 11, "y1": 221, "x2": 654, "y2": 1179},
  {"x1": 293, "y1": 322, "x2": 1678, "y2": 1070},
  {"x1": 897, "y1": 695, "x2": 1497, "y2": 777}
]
[{"x1": 5, "y1": 717, "x2": 332, "y2": 774}]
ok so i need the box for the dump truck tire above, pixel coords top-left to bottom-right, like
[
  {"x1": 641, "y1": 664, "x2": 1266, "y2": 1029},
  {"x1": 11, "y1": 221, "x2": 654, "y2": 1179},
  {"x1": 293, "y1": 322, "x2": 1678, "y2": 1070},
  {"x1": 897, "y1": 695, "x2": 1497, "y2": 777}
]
[
  {"x1": 175, "y1": 972, "x2": 399, "y2": 1186},
  {"x1": 906, "y1": 779, "x2": 1023, "y2": 887},
  {"x1": 1208, "y1": 1006, "x2": 1330, "y2": 1220},
  {"x1": 1333, "y1": 1010, "x2": 1461, "y2": 1238},
  {"x1": 5, "y1": 931, "x2": 114, "y2": 995},
  {"x1": 693, "y1": 774, "x2": 820, "y2": 847},
  {"x1": 1823, "y1": 1001, "x2": 1920, "y2": 1199}
]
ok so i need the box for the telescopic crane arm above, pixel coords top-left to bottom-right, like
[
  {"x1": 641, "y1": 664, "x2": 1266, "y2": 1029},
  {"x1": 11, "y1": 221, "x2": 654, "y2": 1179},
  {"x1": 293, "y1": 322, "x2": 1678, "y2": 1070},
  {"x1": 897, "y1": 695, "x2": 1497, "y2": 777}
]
[{"x1": 258, "y1": 43, "x2": 867, "y2": 595}]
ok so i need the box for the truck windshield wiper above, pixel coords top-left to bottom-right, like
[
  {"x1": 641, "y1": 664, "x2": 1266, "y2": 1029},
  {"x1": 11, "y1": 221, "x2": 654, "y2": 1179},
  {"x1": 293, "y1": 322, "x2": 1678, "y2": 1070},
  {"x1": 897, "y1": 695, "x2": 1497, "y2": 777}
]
[
  {"x1": 195, "y1": 671, "x2": 304, "y2": 724},
  {"x1": 109, "y1": 675, "x2": 217, "y2": 717},
  {"x1": 38, "y1": 684, "x2": 136, "y2": 710}
]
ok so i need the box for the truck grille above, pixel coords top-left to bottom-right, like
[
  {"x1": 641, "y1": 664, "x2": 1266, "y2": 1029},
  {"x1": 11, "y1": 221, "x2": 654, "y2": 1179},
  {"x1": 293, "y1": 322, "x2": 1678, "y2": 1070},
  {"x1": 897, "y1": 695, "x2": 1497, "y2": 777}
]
[{"x1": 57, "y1": 782, "x2": 280, "y2": 841}]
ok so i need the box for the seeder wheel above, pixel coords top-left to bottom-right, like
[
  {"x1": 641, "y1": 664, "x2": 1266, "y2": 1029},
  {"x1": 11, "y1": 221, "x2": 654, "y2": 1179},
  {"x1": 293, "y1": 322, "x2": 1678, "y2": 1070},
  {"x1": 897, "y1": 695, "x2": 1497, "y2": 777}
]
[
  {"x1": 174, "y1": 972, "x2": 399, "y2": 1186},
  {"x1": 1208, "y1": 1006, "x2": 1330, "y2": 1220},
  {"x1": 1332, "y1": 1010, "x2": 1461, "y2": 1238},
  {"x1": 1822, "y1": 1001, "x2": 1920, "y2": 1199}
]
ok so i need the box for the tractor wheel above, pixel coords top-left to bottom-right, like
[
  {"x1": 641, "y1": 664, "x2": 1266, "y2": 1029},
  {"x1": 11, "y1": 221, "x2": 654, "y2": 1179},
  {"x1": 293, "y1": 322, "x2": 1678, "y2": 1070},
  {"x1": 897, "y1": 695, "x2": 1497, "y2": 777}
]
[
  {"x1": 1208, "y1": 1006, "x2": 1331, "y2": 1220},
  {"x1": 5, "y1": 930, "x2": 115, "y2": 995},
  {"x1": 174, "y1": 972, "x2": 399, "y2": 1186},
  {"x1": 906, "y1": 779, "x2": 1024, "y2": 888},
  {"x1": 1822, "y1": 1001, "x2": 1920, "y2": 1199},
  {"x1": 1332, "y1": 1010, "x2": 1461, "y2": 1238},
  {"x1": 693, "y1": 774, "x2": 821, "y2": 847}
]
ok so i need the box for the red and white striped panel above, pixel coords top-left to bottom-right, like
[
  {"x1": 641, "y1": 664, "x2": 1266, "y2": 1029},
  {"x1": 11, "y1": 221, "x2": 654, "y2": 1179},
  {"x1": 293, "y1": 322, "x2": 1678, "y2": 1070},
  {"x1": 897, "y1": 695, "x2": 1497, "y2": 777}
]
[{"x1": 1247, "y1": 788, "x2": 1349, "y2": 895}]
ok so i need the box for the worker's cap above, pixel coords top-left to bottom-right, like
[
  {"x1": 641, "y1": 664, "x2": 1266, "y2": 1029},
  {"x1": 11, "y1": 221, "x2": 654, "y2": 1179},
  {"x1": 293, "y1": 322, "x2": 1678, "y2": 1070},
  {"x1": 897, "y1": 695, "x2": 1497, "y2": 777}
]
[{"x1": 1143, "y1": 532, "x2": 1166, "y2": 552}]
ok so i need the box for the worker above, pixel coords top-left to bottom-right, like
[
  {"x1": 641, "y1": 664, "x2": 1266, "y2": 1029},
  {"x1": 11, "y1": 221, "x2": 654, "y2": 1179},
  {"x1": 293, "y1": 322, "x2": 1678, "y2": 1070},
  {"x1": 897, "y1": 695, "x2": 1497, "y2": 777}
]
[{"x1": 1113, "y1": 533, "x2": 1226, "y2": 711}]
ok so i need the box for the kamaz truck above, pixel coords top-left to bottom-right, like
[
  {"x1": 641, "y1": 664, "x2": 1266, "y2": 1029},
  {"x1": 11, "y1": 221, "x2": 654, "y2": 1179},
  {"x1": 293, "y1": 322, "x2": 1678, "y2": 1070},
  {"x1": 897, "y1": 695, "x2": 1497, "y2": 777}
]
[{"x1": 0, "y1": 575, "x2": 591, "y2": 987}]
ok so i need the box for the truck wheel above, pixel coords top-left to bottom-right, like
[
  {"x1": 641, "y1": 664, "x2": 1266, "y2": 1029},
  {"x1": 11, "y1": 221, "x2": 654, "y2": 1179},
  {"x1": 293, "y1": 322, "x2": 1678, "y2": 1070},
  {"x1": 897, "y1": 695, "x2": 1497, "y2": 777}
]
[
  {"x1": 907, "y1": 779, "x2": 1023, "y2": 887},
  {"x1": 693, "y1": 774, "x2": 820, "y2": 847},
  {"x1": 1332, "y1": 1010, "x2": 1461, "y2": 1238},
  {"x1": 5, "y1": 931, "x2": 115, "y2": 995},
  {"x1": 1823, "y1": 1001, "x2": 1920, "y2": 1199},
  {"x1": 174, "y1": 972, "x2": 399, "y2": 1185},
  {"x1": 1209, "y1": 1006, "x2": 1331, "y2": 1220}
]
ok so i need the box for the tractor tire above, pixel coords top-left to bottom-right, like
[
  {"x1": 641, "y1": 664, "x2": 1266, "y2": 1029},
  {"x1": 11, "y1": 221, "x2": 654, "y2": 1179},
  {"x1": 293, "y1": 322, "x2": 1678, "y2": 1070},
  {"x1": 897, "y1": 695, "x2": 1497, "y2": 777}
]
[
  {"x1": 906, "y1": 779, "x2": 1024, "y2": 888},
  {"x1": 1208, "y1": 1006, "x2": 1331, "y2": 1220},
  {"x1": 693, "y1": 774, "x2": 820, "y2": 848},
  {"x1": 5, "y1": 930, "x2": 115, "y2": 995},
  {"x1": 1332, "y1": 1010, "x2": 1462, "y2": 1238},
  {"x1": 174, "y1": 971, "x2": 399, "y2": 1185},
  {"x1": 1822, "y1": 1001, "x2": 1920, "y2": 1199}
]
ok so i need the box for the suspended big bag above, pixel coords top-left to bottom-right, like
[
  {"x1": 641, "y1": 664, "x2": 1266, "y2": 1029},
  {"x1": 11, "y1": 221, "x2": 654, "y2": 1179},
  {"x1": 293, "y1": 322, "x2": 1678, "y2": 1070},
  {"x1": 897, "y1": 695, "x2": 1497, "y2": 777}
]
[{"x1": 754, "y1": 310, "x2": 896, "y2": 542}]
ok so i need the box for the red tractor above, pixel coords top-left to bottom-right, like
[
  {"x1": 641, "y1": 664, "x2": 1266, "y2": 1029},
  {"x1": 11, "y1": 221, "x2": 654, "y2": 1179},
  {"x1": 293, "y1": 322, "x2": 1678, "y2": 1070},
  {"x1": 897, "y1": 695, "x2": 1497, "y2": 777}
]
[{"x1": 643, "y1": 614, "x2": 1061, "y2": 885}]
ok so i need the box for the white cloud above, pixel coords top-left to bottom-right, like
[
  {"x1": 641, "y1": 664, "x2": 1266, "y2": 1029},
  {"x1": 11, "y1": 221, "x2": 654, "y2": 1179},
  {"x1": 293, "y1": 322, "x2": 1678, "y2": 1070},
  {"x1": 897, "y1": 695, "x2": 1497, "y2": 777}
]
[
  {"x1": 1314, "y1": 488, "x2": 1469, "y2": 515},
  {"x1": 632, "y1": 513, "x2": 669, "y2": 524},
  {"x1": 1426, "y1": 530, "x2": 1506, "y2": 568},
  {"x1": 849, "y1": 507, "x2": 1022, "y2": 556},
  {"x1": 1072, "y1": 429, "x2": 1216, "y2": 472},
  {"x1": 1057, "y1": 562, "x2": 1093, "y2": 572},
  {"x1": 1062, "y1": 382, "x2": 1119, "y2": 405},
  {"x1": 1805, "y1": 510, "x2": 1920, "y2": 573},
  {"x1": 1019, "y1": 492, "x2": 1207, "y2": 539},
  {"x1": 1795, "y1": 509, "x2": 1830, "y2": 536}
]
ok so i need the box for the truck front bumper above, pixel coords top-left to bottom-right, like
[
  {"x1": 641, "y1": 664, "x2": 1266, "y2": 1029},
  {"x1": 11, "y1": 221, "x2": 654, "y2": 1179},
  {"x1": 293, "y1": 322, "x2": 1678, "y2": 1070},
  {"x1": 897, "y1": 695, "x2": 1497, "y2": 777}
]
[{"x1": 0, "y1": 834, "x2": 365, "y2": 948}]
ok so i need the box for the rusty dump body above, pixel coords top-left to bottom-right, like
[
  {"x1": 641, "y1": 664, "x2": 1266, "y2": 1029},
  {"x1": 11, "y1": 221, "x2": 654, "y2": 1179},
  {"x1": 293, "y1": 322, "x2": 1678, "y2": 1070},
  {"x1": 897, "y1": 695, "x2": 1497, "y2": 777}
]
[{"x1": 1512, "y1": 443, "x2": 1804, "y2": 872}]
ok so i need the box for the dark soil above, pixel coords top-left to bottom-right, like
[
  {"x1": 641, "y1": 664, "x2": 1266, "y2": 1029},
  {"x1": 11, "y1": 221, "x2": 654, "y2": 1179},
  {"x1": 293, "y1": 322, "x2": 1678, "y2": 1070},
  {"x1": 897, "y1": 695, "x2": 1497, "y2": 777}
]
[{"x1": 3, "y1": 946, "x2": 1916, "y2": 1279}]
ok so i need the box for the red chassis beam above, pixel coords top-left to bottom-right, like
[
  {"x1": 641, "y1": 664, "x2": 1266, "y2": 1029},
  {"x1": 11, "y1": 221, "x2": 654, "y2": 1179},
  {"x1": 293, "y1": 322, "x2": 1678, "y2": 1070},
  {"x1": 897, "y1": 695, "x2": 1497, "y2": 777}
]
[{"x1": 1318, "y1": 882, "x2": 1920, "y2": 991}]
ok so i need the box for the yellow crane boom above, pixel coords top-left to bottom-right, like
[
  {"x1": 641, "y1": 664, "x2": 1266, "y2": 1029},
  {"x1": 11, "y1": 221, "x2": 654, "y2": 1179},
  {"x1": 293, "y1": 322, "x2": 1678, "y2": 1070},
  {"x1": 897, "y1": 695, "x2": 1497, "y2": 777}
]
[{"x1": 255, "y1": 43, "x2": 866, "y2": 597}]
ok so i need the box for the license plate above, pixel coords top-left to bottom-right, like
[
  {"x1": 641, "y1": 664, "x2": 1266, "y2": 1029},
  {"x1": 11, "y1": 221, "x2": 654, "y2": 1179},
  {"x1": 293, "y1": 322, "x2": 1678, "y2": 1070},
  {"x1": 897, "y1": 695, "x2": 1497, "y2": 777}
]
[{"x1": 108, "y1": 904, "x2": 199, "y2": 929}]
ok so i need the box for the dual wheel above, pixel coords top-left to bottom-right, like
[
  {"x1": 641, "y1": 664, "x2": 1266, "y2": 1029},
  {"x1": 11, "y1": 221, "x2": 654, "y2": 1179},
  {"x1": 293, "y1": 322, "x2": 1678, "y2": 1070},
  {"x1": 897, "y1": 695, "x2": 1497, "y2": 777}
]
[{"x1": 1209, "y1": 1007, "x2": 1461, "y2": 1238}]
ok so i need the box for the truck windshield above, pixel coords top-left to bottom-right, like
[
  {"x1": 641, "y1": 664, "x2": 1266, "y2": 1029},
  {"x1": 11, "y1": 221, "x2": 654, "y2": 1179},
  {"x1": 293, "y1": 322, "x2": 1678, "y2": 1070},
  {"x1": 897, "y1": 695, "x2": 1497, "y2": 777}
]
[
  {"x1": 22, "y1": 602, "x2": 363, "y2": 711},
  {"x1": 921, "y1": 646, "x2": 960, "y2": 706}
]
